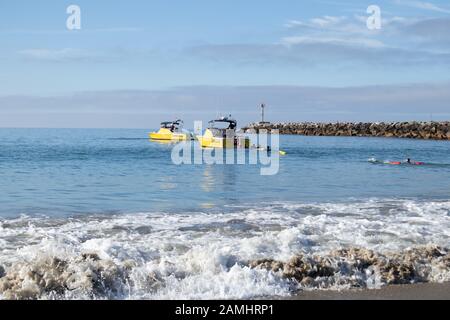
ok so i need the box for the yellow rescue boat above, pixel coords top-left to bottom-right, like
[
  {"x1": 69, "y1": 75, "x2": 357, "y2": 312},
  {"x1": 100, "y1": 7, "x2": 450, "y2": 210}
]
[
  {"x1": 149, "y1": 120, "x2": 192, "y2": 141},
  {"x1": 197, "y1": 116, "x2": 250, "y2": 149}
]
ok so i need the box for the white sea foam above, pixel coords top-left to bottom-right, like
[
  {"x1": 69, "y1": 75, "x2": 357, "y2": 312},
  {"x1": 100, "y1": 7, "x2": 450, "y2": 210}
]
[{"x1": 0, "y1": 199, "x2": 449, "y2": 299}]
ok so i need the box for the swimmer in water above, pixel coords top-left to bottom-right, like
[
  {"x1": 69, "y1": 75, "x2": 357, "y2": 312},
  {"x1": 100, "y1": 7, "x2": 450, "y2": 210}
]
[{"x1": 405, "y1": 158, "x2": 425, "y2": 165}]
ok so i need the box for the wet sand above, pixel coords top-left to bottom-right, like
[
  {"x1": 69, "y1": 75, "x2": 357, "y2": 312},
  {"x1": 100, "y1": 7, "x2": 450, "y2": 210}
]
[{"x1": 291, "y1": 282, "x2": 450, "y2": 300}]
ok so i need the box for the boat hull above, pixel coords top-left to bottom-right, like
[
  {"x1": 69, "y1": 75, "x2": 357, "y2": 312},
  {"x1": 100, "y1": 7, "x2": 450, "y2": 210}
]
[
  {"x1": 149, "y1": 128, "x2": 190, "y2": 141},
  {"x1": 197, "y1": 130, "x2": 250, "y2": 149}
]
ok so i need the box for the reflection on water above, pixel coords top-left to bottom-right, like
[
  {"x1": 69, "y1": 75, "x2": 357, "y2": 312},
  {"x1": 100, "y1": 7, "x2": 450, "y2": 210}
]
[
  {"x1": 200, "y1": 162, "x2": 238, "y2": 206},
  {"x1": 159, "y1": 177, "x2": 177, "y2": 191},
  {"x1": 201, "y1": 163, "x2": 237, "y2": 191},
  {"x1": 201, "y1": 166, "x2": 215, "y2": 193}
]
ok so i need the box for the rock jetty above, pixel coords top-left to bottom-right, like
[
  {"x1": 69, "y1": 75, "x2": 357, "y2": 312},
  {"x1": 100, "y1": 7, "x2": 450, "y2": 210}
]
[{"x1": 244, "y1": 121, "x2": 450, "y2": 140}]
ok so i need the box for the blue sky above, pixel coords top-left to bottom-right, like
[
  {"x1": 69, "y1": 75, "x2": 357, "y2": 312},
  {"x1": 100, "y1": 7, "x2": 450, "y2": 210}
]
[{"x1": 1, "y1": 0, "x2": 450, "y2": 127}]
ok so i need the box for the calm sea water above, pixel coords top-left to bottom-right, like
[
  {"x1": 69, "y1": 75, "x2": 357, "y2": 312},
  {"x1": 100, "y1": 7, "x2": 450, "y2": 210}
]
[
  {"x1": 1, "y1": 128, "x2": 449, "y2": 217},
  {"x1": 0, "y1": 128, "x2": 449, "y2": 299}
]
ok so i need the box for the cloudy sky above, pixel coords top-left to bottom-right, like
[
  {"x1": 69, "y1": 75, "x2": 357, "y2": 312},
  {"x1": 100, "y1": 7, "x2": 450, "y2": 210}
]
[{"x1": 1, "y1": 0, "x2": 449, "y2": 128}]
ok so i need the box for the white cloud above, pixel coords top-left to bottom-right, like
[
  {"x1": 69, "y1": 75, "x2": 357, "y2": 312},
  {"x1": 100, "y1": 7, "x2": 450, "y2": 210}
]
[
  {"x1": 310, "y1": 16, "x2": 347, "y2": 27},
  {"x1": 285, "y1": 15, "x2": 377, "y2": 35},
  {"x1": 281, "y1": 36, "x2": 385, "y2": 48},
  {"x1": 18, "y1": 48, "x2": 135, "y2": 63},
  {"x1": 286, "y1": 15, "x2": 351, "y2": 31},
  {"x1": 284, "y1": 20, "x2": 306, "y2": 28},
  {"x1": 19, "y1": 48, "x2": 104, "y2": 62},
  {"x1": 394, "y1": 0, "x2": 450, "y2": 14},
  {"x1": 281, "y1": 13, "x2": 450, "y2": 53},
  {"x1": 190, "y1": 13, "x2": 450, "y2": 69},
  {"x1": 286, "y1": 14, "x2": 413, "y2": 35}
]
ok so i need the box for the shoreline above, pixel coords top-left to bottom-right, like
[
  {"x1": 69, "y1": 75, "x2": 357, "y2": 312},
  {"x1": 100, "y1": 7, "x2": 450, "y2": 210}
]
[
  {"x1": 289, "y1": 282, "x2": 450, "y2": 300},
  {"x1": 244, "y1": 121, "x2": 450, "y2": 141}
]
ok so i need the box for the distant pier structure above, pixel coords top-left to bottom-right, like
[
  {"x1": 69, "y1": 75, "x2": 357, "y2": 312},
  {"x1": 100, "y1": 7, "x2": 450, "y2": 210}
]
[{"x1": 259, "y1": 103, "x2": 271, "y2": 125}]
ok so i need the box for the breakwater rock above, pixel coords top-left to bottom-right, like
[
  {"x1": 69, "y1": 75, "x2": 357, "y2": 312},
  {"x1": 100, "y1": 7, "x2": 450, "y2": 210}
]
[{"x1": 244, "y1": 122, "x2": 450, "y2": 140}]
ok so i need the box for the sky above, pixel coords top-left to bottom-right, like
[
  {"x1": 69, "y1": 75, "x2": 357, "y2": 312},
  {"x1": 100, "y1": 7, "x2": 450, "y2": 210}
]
[{"x1": 0, "y1": 0, "x2": 450, "y2": 128}]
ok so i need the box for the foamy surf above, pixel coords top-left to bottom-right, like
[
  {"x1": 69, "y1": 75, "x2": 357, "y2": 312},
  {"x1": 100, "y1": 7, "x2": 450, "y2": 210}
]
[{"x1": 0, "y1": 199, "x2": 449, "y2": 300}]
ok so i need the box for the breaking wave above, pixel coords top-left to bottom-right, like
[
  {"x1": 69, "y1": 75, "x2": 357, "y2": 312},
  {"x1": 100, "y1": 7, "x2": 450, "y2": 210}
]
[{"x1": 0, "y1": 199, "x2": 449, "y2": 300}]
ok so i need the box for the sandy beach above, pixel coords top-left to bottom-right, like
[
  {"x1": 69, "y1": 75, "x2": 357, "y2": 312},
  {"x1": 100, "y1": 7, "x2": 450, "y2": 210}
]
[{"x1": 291, "y1": 282, "x2": 450, "y2": 300}]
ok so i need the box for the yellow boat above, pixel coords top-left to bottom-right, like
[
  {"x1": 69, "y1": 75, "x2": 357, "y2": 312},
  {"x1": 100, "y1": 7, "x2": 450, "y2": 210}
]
[
  {"x1": 197, "y1": 116, "x2": 250, "y2": 149},
  {"x1": 149, "y1": 120, "x2": 192, "y2": 141}
]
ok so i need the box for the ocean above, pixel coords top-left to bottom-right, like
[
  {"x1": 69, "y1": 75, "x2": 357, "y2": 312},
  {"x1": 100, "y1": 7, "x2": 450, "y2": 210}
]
[{"x1": 0, "y1": 128, "x2": 449, "y2": 299}]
